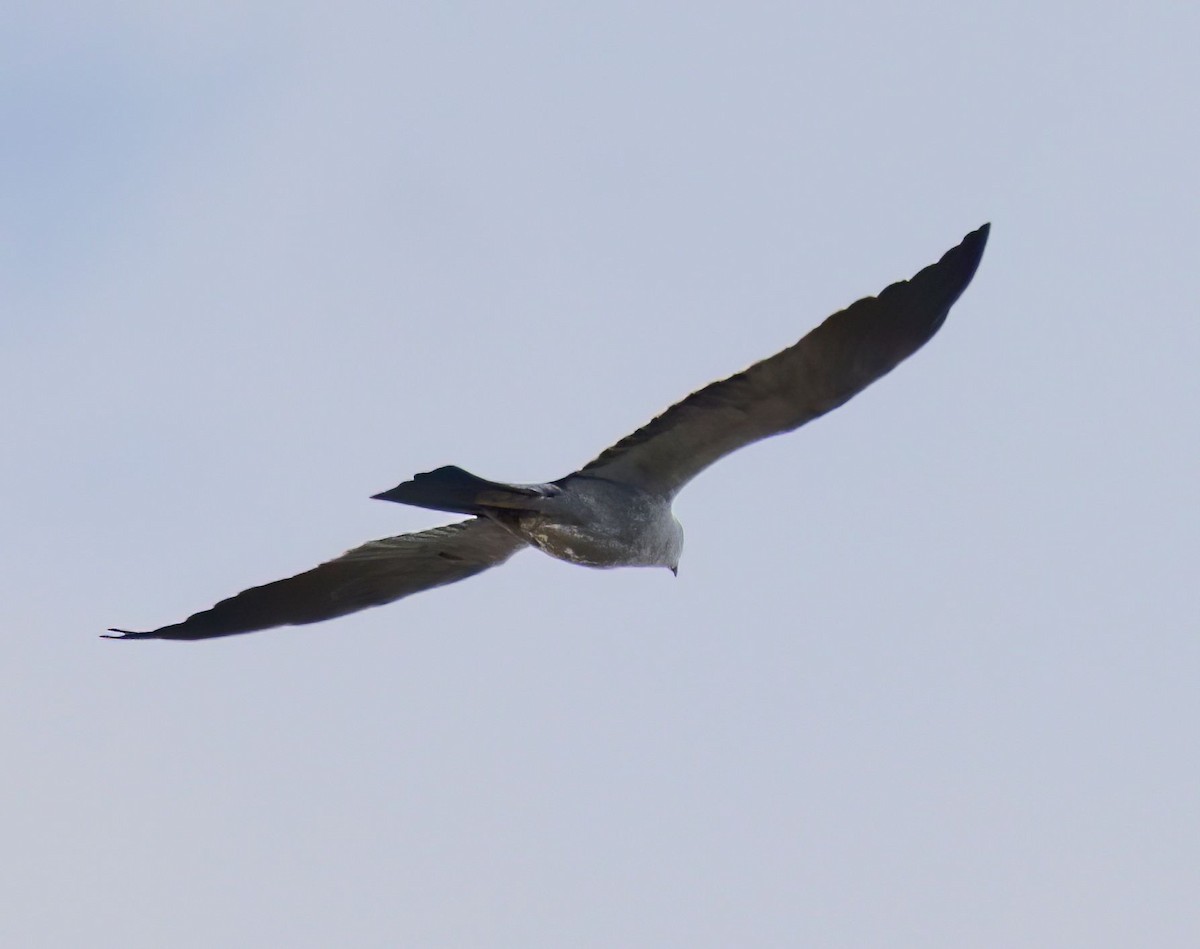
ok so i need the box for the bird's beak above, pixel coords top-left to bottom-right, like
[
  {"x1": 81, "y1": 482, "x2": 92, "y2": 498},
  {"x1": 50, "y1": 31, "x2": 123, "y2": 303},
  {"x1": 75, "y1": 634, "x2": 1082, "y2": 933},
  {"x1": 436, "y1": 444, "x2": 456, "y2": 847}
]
[{"x1": 670, "y1": 566, "x2": 678, "y2": 577}]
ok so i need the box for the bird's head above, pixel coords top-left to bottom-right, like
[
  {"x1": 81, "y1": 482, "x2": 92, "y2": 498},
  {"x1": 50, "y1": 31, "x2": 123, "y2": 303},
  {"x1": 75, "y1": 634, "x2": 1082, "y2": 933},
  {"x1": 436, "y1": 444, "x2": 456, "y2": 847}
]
[{"x1": 664, "y1": 515, "x2": 684, "y2": 576}]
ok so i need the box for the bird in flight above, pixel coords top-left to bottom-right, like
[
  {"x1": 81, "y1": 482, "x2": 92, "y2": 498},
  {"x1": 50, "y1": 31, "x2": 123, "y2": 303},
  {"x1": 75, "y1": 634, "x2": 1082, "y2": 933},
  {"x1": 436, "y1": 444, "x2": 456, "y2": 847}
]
[{"x1": 107, "y1": 224, "x2": 989, "y2": 641}]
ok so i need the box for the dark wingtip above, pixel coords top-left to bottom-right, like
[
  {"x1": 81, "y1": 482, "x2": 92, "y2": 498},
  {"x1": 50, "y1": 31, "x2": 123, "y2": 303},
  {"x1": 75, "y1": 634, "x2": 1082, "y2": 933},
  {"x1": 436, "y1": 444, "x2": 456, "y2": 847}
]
[
  {"x1": 961, "y1": 221, "x2": 990, "y2": 252},
  {"x1": 101, "y1": 628, "x2": 157, "y2": 640},
  {"x1": 933, "y1": 223, "x2": 990, "y2": 296},
  {"x1": 963, "y1": 222, "x2": 991, "y2": 260}
]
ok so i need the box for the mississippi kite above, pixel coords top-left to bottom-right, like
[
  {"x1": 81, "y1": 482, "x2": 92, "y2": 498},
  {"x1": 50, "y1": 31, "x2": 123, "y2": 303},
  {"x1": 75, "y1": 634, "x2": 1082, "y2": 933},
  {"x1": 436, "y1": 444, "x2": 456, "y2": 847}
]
[{"x1": 107, "y1": 224, "x2": 989, "y2": 640}]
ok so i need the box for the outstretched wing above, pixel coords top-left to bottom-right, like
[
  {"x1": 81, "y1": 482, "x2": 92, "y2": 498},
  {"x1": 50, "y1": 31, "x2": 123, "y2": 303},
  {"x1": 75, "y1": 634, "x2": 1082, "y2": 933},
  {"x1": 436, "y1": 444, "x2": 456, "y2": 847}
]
[
  {"x1": 105, "y1": 518, "x2": 526, "y2": 641},
  {"x1": 575, "y1": 224, "x2": 989, "y2": 497}
]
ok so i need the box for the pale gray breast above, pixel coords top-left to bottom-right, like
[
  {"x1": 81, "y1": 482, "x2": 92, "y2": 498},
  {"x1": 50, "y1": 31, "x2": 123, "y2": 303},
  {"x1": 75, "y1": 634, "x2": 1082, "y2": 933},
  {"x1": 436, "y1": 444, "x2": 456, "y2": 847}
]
[{"x1": 515, "y1": 475, "x2": 675, "y2": 567}]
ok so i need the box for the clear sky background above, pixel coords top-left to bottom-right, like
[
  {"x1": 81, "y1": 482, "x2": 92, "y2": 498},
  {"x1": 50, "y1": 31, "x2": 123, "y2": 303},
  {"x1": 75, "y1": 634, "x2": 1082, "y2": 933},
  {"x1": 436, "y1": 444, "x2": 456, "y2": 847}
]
[{"x1": 3, "y1": 3, "x2": 1197, "y2": 946}]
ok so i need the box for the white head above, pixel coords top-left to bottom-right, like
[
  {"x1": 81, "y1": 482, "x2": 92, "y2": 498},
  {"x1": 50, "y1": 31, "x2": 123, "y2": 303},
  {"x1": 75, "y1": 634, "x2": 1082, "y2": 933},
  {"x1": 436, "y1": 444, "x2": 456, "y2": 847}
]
[{"x1": 661, "y1": 515, "x2": 684, "y2": 576}]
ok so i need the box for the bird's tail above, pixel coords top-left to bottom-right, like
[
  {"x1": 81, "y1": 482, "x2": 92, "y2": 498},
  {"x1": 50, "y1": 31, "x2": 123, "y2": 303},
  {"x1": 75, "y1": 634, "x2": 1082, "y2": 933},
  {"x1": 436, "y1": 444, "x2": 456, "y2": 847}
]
[{"x1": 371, "y1": 465, "x2": 559, "y2": 516}]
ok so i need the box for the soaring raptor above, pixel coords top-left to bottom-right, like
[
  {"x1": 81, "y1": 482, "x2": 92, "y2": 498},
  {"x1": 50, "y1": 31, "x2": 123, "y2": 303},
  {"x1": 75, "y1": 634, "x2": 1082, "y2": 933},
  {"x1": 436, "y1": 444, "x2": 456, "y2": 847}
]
[{"x1": 108, "y1": 224, "x2": 989, "y2": 641}]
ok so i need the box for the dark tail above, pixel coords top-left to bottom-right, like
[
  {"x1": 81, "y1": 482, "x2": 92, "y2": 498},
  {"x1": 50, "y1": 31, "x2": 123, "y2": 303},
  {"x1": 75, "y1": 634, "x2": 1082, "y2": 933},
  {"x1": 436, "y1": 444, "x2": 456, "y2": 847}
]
[{"x1": 372, "y1": 465, "x2": 558, "y2": 516}]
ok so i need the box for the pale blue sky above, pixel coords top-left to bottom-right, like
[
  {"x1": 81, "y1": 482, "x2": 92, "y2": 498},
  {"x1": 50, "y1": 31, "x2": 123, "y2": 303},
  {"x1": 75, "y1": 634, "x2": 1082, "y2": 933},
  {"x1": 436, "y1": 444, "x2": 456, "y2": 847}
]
[{"x1": 3, "y1": 3, "x2": 1198, "y2": 946}]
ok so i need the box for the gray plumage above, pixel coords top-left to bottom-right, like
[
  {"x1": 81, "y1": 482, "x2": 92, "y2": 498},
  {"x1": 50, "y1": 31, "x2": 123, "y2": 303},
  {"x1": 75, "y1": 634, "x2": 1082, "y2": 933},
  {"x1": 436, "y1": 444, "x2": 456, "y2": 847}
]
[{"x1": 107, "y1": 224, "x2": 988, "y2": 641}]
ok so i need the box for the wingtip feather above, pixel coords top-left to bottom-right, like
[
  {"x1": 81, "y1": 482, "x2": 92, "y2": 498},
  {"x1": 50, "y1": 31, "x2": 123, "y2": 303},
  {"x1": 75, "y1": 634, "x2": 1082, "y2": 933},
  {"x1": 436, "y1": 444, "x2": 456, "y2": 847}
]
[{"x1": 101, "y1": 628, "x2": 157, "y2": 640}]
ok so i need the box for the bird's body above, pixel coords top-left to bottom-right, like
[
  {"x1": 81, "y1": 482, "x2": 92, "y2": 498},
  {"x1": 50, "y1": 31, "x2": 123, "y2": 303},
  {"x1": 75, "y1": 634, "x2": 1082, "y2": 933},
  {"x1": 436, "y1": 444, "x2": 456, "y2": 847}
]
[
  {"x1": 108, "y1": 224, "x2": 989, "y2": 641},
  {"x1": 502, "y1": 475, "x2": 682, "y2": 570},
  {"x1": 369, "y1": 465, "x2": 683, "y2": 569}
]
